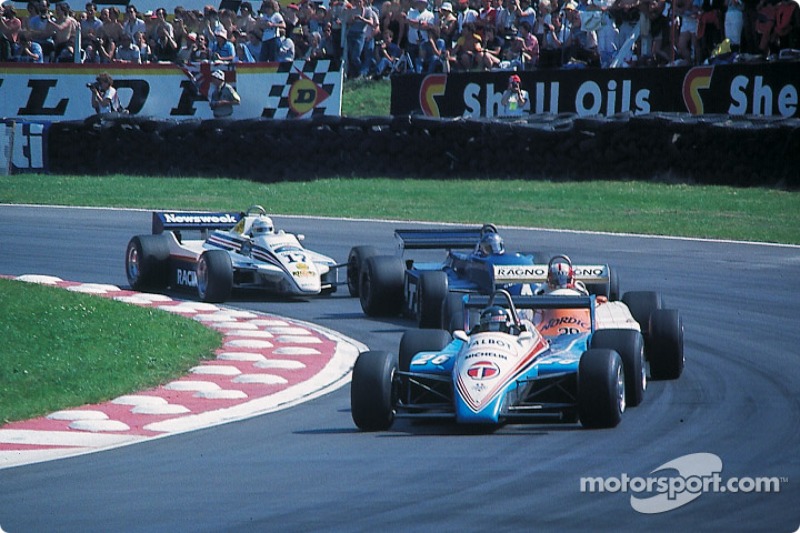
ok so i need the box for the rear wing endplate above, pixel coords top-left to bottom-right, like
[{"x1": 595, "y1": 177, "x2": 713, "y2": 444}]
[{"x1": 152, "y1": 211, "x2": 242, "y2": 234}]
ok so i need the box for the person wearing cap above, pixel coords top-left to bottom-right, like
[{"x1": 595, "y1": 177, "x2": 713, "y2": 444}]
[
  {"x1": 437, "y1": 2, "x2": 457, "y2": 45},
  {"x1": 89, "y1": 71, "x2": 122, "y2": 115},
  {"x1": 208, "y1": 70, "x2": 241, "y2": 118},
  {"x1": 210, "y1": 26, "x2": 235, "y2": 60},
  {"x1": 500, "y1": 73, "x2": 529, "y2": 116}
]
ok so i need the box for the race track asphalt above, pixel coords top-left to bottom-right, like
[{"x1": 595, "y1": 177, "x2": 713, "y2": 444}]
[{"x1": 0, "y1": 205, "x2": 798, "y2": 532}]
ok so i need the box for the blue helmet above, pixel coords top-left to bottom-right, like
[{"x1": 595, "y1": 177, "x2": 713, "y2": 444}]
[{"x1": 478, "y1": 233, "x2": 505, "y2": 256}]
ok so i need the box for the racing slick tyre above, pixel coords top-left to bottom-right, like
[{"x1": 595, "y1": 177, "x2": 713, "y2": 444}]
[
  {"x1": 622, "y1": 291, "x2": 663, "y2": 332},
  {"x1": 578, "y1": 349, "x2": 625, "y2": 429},
  {"x1": 359, "y1": 256, "x2": 405, "y2": 317},
  {"x1": 442, "y1": 292, "x2": 466, "y2": 332},
  {"x1": 417, "y1": 271, "x2": 449, "y2": 329},
  {"x1": 197, "y1": 250, "x2": 234, "y2": 303},
  {"x1": 398, "y1": 329, "x2": 453, "y2": 372},
  {"x1": 351, "y1": 351, "x2": 398, "y2": 431},
  {"x1": 648, "y1": 309, "x2": 685, "y2": 380},
  {"x1": 347, "y1": 245, "x2": 378, "y2": 297},
  {"x1": 125, "y1": 234, "x2": 170, "y2": 291},
  {"x1": 590, "y1": 329, "x2": 646, "y2": 407}
]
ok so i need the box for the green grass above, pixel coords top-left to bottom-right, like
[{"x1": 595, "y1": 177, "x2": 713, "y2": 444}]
[
  {"x1": 342, "y1": 77, "x2": 391, "y2": 116},
  {"x1": 0, "y1": 278, "x2": 221, "y2": 424},
  {"x1": 1, "y1": 175, "x2": 798, "y2": 244}
]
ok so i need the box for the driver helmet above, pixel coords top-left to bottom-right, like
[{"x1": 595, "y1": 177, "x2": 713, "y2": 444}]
[
  {"x1": 250, "y1": 216, "x2": 274, "y2": 237},
  {"x1": 479, "y1": 305, "x2": 511, "y2": 333},
  {"x1": 547, "y1": 259, "x2": 575, "y2": 289},
  {"x1": 478, "y1": 232, "x2": 505, "y2": 256}
]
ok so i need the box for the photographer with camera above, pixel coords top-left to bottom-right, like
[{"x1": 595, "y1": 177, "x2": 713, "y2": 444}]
[
  {"x1": 88, "y1": 72, "x2": 122, "y2": 115},
  {"x1": 500, "y1": 73, "x2": 529, "y2": 116}
]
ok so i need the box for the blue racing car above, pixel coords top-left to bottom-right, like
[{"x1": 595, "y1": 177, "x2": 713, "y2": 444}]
[{"x1": 346, "y1": 224, "x2": 619, "y2": 327}]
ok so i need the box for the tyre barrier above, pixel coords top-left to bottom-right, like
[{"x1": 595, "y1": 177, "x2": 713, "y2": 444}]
[{"x1": 47, "y1": 113, "x2": 799, "y2": 188}]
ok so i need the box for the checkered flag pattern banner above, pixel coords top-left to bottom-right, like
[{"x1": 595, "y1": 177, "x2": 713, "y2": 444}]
[{"x1": 262, "y1": 59, "x2": 342, "y2": 119}]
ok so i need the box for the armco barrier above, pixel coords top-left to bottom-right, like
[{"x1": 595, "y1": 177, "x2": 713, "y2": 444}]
[{"x1": 46, "y1": 113, "x2": 799, "y2": 188}]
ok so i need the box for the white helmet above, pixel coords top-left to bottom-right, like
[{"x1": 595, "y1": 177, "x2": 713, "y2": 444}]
[{"x1": 250, "y1": 216, "x2": 274, "y2": 236}]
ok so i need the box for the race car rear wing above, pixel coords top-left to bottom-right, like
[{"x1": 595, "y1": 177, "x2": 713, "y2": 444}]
[
  {"x1": 394, "y1": 228, "x2": 486, "y2": 251},
  {"x1": 465, "y1": 294, "x2": 596, "y2": 311},
  {"x1": 152, "y1": 211, "x2": 242, "y2": 234},
  {"x1": 492, "y1": 264, "x2": 610, "y2": 285}
]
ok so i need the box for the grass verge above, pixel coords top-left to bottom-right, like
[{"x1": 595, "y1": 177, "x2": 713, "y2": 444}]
[
  {"x1": 1, "y1": 175, "x2": 798, "y2": 244},
  {"x1": 0, "y1": 278, "x2": 221, "y2": 424}
]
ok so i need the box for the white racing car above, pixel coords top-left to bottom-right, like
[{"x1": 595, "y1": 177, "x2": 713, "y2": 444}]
[{"x1": 125, "y1": 205, "x2": 342, "y2": 302}]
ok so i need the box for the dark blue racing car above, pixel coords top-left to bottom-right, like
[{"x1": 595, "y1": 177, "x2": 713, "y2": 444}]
[{"x1": 346, "y1": 224, "x2": 619, "y2": 328}]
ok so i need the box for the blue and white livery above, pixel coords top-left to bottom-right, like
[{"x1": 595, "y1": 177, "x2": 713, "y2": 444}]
[{"x1": 350, "y1": 289, "x2": 684, "y2": 431}]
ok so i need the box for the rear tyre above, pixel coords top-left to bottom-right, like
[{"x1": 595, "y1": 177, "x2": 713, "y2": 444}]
[
  {"x1": 125, "y1": 234, "x2": 170, "y2": 291},
  {"x1": 591, "y1": 329, "x2": 646, "y2": 407},
  {"x1": 622, "y1": 291, "x2": 663, "y2": 331},
  {"x1": 359, "y1": 256, "x2": 405, "y2": 317},
  {"x1": 197, "y1": 250, "x2": 233, "y2": 303},
  {"x1": 346, "y1": 245, "x2": 378, "y2": 297},
  {"x1": 351, "y1": 351, "x2": 398, "y2": 431},
  {"x1": 417, "y1": 271, "x2": 449, "y2": 328},
  {"x1": 648, "y1": 309, "x2": 685, "y2": 380},
  {"x1": 578, "y1": 349, "x2": 625, "y2": 428},
  {"x1": 442, "y1": 292, "x2": 466, "y2": 333}
]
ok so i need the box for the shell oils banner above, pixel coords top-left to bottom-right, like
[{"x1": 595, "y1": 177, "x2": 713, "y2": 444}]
[
  {"x1": 391, "y1": 62, "x2": 799, "y2": 119},
  {"x1": 0, "y1": 60, "x2": 342, "y2": 122}
]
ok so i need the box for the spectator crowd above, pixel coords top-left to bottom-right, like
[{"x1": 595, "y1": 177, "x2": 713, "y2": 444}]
[{"x1": 0, "y1": 0, "x2": 796, "y2": 75}]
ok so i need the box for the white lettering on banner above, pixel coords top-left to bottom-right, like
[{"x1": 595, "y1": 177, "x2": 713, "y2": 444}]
[
  {"x1": 463, "y1": 83, "x2": 482, "y2": 118},
  {"x1": 575, "y1": 80, "x2": 650, "y2": 116},
  {"x1": 164, "y1": 213, "x2": 238, "y2": 224},
  {"x1": 14, "y1": 123, "x2": 45, "y2": 170},
  {"x1": 728, "y1": 75, "x2": 798, "y2": 117},
  {"x1": 534, "y1": 82, "x2": 560, "y2": 114}
]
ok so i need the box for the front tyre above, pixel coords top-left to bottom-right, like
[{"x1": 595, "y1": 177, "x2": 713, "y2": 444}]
[
  {"x1": 197, "y1": 250, "x2": 233, "y2": 303},
  {"x1": 351, "y1": 351, "x2": 398, "y2": 431},
  {"x1": 591, "y1": 329, "x2": 646, "y2": 407},
  {"x1": 578, "y1": 349, "x2": 625, "y2": 429},
  {"x1": 125, "y1": 234, "x2": 170, "y2": 291}
]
